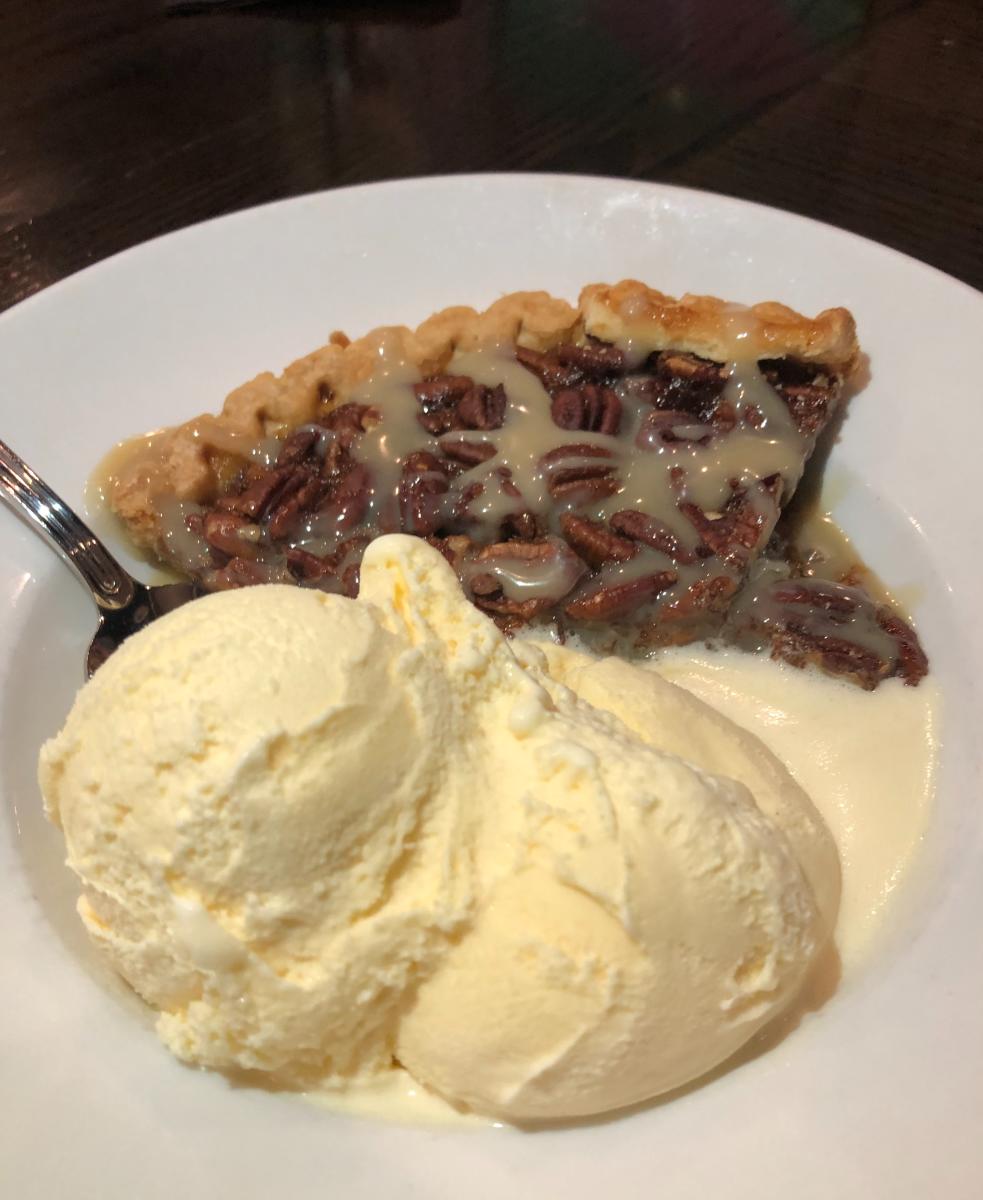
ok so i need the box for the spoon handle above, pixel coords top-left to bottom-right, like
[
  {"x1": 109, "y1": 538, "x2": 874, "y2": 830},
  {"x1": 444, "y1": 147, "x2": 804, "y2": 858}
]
[{"x1": 0, "y1": 438, "x2": 137, "y2": 612}]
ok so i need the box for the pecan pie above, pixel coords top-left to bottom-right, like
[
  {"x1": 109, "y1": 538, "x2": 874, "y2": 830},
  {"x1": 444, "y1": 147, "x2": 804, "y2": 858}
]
[{"x1": 102, "y1": 280, "x2": 927, "y2": 688}]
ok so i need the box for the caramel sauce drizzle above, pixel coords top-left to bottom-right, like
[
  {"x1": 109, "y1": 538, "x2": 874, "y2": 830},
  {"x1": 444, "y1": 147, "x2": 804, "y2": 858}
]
[{"x1": 94, "y1": 309, "x2": 826, "y2": 623}]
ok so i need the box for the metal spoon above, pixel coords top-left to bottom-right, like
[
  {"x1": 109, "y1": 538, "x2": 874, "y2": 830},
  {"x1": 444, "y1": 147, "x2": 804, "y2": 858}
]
[{"x1": 0, "y1": 438, "x2": 198, "y2": 677}]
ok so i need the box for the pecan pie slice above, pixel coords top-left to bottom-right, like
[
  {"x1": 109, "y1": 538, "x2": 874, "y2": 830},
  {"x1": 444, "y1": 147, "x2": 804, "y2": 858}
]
[{"x1": 101, "y1": 280, "x2": 926, "y2": 687}]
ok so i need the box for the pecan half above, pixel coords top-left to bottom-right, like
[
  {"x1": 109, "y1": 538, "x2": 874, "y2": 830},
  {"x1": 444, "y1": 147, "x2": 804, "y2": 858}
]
[
  {"x1": 770, "y1": 580, "x2": 859, "y2": 614},
  {"x1": 266, "y1": 467, "x2": 324, "y2": 540},
  {"x1": 500, "y1": 510, "x2": 543, "y2": 541},
  {"x1": 286, "y1": 547, "x2": 335, "y2": 583},
  {"x1": 276, "y1": 428, "x2": 319, "y2": 467},
  {"x1": 570, "y1": 339, "x2": 626, "y2": 376},
  {"x1": 515, "y1": 346, "x2": 582, "y2": 391},
  {"x1": 321, "y1": 402, "x2": 376, "y2": 445},
  {"x1": 516, "y1": 341, "x2": 625, "y2": 392},
  {"x1": 216, "y1": 465, "x2": 296, "y2": 521},
  {"x1": 414, "y1": 375, "x2": 472, "y2": 419},
  {"x1": 415, "y1": 376, "x2": 506, "y2": 435},
  {"x1": 441, "y1": 438, "x2": 497, "y2": 466},
  {"x1": 876, "y1": 608, "x2": 929, "y2": 686},
  {"x1": 496, "y1": 465, "x2": 523, "y2": 499},
  {"x1": 468, "y1": 571, "x2": 501, "y2": 598},
  {"x1": 645, "y1": 351, "x2": 727, "y2": 420},
  {"x1": 452, "y1": 480, "x2": 486, "y2": 522},
  {"x1": 468, "y1": 537, "x2": 586, "y2": 619},
  {"x1": 560, "y1": 513, "x2": 637, "y2": 569},
  {"x1": 340, "y1": 563, "x2": 360, "y2": 598},
  {"x1": 457, "y1": 383, "x2": 506, "y2": 431},
  {"x1": 322, "y1": 437, "x2": 352, "y2": 476},
  {"x1": 318, "y1": 462, "x2": 372, "y2": 535},
  {"x1": 469, "y1": 594, "x2": 545, "y2": 621},
  {"x1": 728, "y1": 574, "x2": 928, "y2": 689},
  {"x1": 660, "y1": 574, "x2": 737, "y2": 621},
  {"x1": 769, "y1": 625, "x2": 888, "y2": 690},
  {"x1": 398, "y1": 451, "x2": 450, "y2": 536},
  {"x1": 711, "y1": 399, "x2": 738, "y2": 434},
  {"x1": 564, "y1": 571, "x2": 677, "y2": 621},
  {"x1": 203, "y1": 511, "x2": 261, "y2": 560},
  {"x1": 636, "y1": 409, "x2": 715, "y2": 449},
  {"x1": 778, "y1": 384, "x2": 834, "y2": 436},
  {"x1": 335, "y1": 536, "x2": 371, "y2": 598},
  {"x1": 609, "y1": 509, "x2": 698, "y2": 565},
  {"x1": 680, "y1": 486, "x2": 775, "y2": 570},
  {"x1": 551, "y1": 385, "x2": 621, "y2": 435},
  {"x1": 209, "y1": 557, "x2": 272, "y2": 589},
  {"x1": 474, "y1": 536, "x2": 583, "y2": 570},
  {"x1": 759, "y1": 358, "x2": 837, "y2": 436},
  {"x1": 540, "y1": 443, "x2": 619, "y2": 502},
  {"x1": 335, "y1": 534, "x2": 372, "y2": 564},
  {"x1": 425, "y1": 534, "x2": 473, "y2": 570}
]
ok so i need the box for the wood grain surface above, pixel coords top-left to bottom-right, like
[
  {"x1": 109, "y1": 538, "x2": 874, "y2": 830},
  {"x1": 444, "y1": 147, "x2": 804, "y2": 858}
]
[{"x1": 1, "y1": 0, "x2": 980, "y2": 312}]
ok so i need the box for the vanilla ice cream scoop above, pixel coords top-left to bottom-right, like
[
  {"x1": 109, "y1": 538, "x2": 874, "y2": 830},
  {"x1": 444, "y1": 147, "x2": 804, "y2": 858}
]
[
  {"x1": 40, "y1": 535, "x2": 839, "y2": 1120},
  {"x1": 40, "y1": 581, "x2": 471, "y2": 1083},
  {"x1": 533, "y1": 643, "x2": 841, "y2": 939}
]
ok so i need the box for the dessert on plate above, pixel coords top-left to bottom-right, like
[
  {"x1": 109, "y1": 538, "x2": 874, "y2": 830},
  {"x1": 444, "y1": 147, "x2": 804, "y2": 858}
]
[
  {"x1": 102, "y1": 281, "x2": 926, "y2": 689},
  {"x1": 36, "y1": 281, "x2": 937, "y2": 1125}
]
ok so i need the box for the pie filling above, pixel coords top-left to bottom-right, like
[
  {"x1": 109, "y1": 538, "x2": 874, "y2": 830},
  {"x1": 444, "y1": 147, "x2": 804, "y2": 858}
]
[{"x1": 102, "y1": 302, "x2": 927, "y2": 690}]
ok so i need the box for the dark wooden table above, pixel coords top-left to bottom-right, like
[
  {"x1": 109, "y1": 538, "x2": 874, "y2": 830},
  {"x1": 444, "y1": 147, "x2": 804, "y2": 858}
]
[{"x1": 2, "y1": 0, "x2": 980, "y2": 314}]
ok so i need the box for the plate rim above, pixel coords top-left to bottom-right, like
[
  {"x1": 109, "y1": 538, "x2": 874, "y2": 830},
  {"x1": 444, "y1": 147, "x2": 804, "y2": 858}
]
[{"x1": 3, "y1": 173, "x2": 980, "y2": 334}]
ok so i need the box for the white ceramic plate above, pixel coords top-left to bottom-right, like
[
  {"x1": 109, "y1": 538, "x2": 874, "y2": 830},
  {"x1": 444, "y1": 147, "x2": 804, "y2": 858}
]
[{"x1": 1, "y1": 176, "x2": 981, "y2": 1199}]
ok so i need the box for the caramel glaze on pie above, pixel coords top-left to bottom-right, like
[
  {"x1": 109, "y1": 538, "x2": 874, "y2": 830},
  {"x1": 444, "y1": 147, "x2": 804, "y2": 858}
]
[{"x1": 99, "y1": 281, "x2": 927, "y2": 689}]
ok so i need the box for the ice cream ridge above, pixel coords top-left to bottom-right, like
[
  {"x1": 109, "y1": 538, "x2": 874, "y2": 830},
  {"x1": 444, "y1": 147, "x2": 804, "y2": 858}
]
[{"x1": 40, "y1": 534, "x2": 840, "y2": 1122}]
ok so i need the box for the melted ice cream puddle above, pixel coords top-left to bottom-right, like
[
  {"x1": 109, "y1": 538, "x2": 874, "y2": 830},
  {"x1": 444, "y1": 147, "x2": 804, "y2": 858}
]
[
  {"x1": 654, "y1": 645, "x2": 938, "y2": 967},
  {"x1": 306, "y1": 1068, "x2": 488, "y2": 1127}
]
